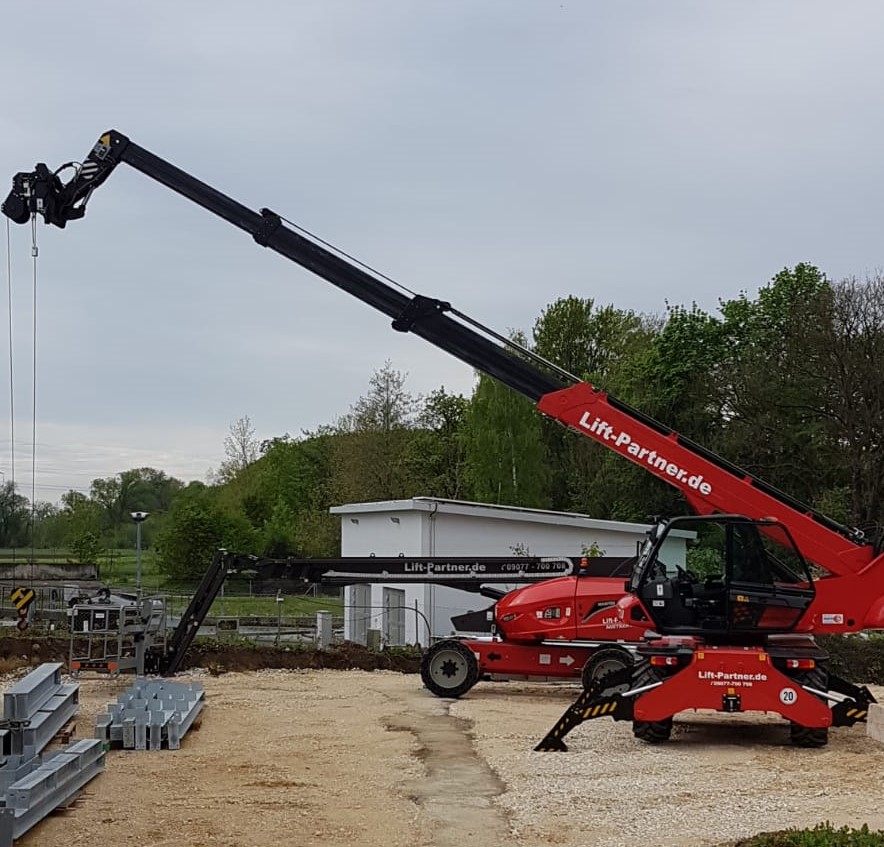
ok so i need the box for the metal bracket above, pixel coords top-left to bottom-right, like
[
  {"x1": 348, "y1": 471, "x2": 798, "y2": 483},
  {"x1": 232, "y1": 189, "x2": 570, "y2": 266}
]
[
  {"x1": 392, "y1": 295, "x2": 451, "y2": 332},
  {"x1": 253, "y1": 208, "x2": 283, "y2": 246}
]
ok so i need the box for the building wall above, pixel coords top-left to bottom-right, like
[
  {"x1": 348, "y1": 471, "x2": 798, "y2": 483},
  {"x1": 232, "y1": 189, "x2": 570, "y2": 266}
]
[
  {"x1": 422, "y1": 512, "x2": 643, "y2": 557},
  {"x1": 340, "y1": 509, "x2": 425, "y2": 643},
  {"x1": 338, "y1": 509, "x2": 423, "y2": 557}
]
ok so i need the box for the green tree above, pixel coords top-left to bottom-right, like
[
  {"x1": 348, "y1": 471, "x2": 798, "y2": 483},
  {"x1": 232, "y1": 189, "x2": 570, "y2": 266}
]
[
  {"x1": 622, "y1": 300, "x2": 730, "y2": 520},
  {"x1": 70, "y1": 530, "x2": 103, "y2": 565},
  {"x1": 346, "y1": 361, "x2": 418, "y2": 431},
  {"x1": 532, "y1": 297, "x2": 659, "y2": 515},
  {"x1": 402, "y1": 388, "x2": 471, "y2": 499},
  {"x1": 89, "y1": 467, "x2": 184, "y2": 545},
  {"x1": 464, "y1": 336, "x2": 549, "y2": 508},
  {"x1": 331, "y1": 362, "x2": 420, "y2": 502},
  {"x1": 60, "y1": 491, "x2": 105, "y2": 564},
  {"x1": 260, "y1": 496, "x2": 299, "y2": 557},
  {"x1": 0, "y1": 481, "x2": 31, "y2": 548},
  {"x1": 215, "y1": 429, "x2": 340, "y2": 558},
  {"x1": 216, "y1": 415, "x2": 260, "y2": 483},
  {"x1": 30, "y1": 501, "x2": 64, "y2": 549},
  {"x1": 714, "y1": 264, "x2": 834, "y2": 504},
  {"x1": 156, "y1": 484, "x2": 254, "y2": 581},
  {"x1": 255, "y1": 432, "x2": 335, "y2": 517},
  {"x1": 533, "y1": 296, "x2": 651, "y2": 383},
  {"x1": 798, "y1": 273, "x2": 884, "y2": 530},
  {"x1": 639, "y1": 263, "x2": 839, "y2": 524}
]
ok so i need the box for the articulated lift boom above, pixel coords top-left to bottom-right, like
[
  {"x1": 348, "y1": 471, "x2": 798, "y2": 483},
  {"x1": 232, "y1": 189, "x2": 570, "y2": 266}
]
[
  {"x1": 155, "y1": 550, "x2": 583, "y2": 676},
  {"x1": 4, "y1": 130, "x2": 881, "y2": 746}
]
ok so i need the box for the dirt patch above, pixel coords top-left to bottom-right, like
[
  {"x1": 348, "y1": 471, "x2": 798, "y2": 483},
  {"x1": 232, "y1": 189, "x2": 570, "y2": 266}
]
[
  {"x1": 385, "y1": 708, "x2": 510, "y2": 846},
  {"x1": 187, "y1": 639, "x2": 421, "y2": 674},
  {"x1": 0, "y1": 635, "x2": 70, "y2": 672},
  {"x1": 0, "y1": 635, "x2": 422, "y2": 675},
  {"x1": 19, "y1": 670, "x2": 503, "y2": 847}
]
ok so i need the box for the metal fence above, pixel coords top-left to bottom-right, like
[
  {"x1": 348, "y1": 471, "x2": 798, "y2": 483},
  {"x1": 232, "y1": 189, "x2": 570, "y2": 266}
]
[{"x1": 0, "y1": 583, "x2": 343, "y2": 639}]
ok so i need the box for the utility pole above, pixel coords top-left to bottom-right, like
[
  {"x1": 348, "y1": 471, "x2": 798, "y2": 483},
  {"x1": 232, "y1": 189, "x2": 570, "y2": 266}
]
[
  {"x1": 275, "y1": 590, "x2": 283, "y2": 646},
  {"x1": 131, "y1": 511, "x2": 149, "y2": 594}
]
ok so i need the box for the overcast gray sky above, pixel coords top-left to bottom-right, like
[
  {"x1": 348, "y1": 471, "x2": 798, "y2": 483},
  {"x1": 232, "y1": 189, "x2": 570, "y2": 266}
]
[{"x1": 2, "y1": 1, "x2": 883, "y2": 504}]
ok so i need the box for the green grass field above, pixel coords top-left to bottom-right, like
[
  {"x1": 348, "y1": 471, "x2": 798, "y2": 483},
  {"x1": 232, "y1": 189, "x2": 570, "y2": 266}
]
[{"x1": 159, "y1": 591, "x2": 343, "y2": 619}]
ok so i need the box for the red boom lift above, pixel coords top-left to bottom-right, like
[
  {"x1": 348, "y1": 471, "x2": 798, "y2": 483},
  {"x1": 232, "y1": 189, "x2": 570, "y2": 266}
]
[
  {"x1": 148, "y1": 549, "x2": 586, "y2": 676},
  {"x1": 3, "y1": 131, "x2": 880, "y2": 748}
]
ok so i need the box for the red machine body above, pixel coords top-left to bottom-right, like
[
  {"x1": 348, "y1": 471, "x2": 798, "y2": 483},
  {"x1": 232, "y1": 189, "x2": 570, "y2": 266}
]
[
  {"x1": 493, "y1": 574, "x2": 639, "y2": 642},
  {"x1": 453, "y1": 573, "x2": 647, "y2": 689},
  {"x1": 536, "y1": 383, "x2": 884, "y2": 633},
  {"x1": 629, "y1": 644, "x2": 833, "y2": 726}
]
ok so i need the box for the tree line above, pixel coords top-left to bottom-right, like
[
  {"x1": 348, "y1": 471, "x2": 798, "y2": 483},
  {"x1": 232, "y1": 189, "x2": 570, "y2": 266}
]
[{"x1": 2, "y1": 263, "x2": 882, "y2": 581}]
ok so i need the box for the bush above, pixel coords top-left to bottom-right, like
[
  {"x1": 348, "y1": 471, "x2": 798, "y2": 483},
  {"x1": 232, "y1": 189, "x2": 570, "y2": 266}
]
[
  {"x1": 818, "y1": 634, "x2": 884, "y2": 685},
  {"x1": 733, "y1": 823, "x2": 884, "y2": 846}
]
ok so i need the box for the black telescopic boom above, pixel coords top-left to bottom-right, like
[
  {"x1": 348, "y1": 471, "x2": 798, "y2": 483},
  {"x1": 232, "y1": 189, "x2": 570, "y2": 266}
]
[
  {"x1": 111, "y1": 134, "x2": 568, "y2": 403},
  {"x1": 2, "y1": 130, "x2": 566, "y2": 401}
]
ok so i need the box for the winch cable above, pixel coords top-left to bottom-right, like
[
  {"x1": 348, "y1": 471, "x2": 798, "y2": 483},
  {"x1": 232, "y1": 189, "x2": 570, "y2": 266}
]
[
  {"x1": 27, "y1": 213, "x2": 39, "y2": 575},
  {"x1": 5, "y1": 218, "x2": 17, "y2": 574},
  {"x1": 276, "y1": 212, "x2": 580, "y2": 384}
]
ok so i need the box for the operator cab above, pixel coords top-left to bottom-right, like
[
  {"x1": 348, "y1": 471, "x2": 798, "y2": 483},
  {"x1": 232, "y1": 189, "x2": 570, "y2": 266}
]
[{"x1": 630, "y1": 515, "x2": 815, "y2": 641}]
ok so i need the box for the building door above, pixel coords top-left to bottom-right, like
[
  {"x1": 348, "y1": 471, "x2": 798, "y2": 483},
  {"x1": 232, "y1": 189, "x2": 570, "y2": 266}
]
[
  {"x1": 382, "y1": 587, "x2": 406, "y2": 646},
  {"x1": 348, "y1": 584, "x2": 371, "y2": 645}
]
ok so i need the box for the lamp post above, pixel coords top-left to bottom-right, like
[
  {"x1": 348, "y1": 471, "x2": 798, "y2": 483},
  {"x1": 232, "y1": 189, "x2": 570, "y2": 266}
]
[
  {"x1": 275, "y1": 590, "x2": 283, "y2": 646},
  {"x1": 131, "y1": 511, "x2": 149, "y2": 594}
]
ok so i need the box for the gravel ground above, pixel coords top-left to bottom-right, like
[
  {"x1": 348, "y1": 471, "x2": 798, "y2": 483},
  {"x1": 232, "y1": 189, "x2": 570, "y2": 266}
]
[
  {"x1": 455, "y1": 679, "x2": 884, "y2": 846},
  {"x1": 13, "y1": 670, "x2": 884, "y2": 847}
]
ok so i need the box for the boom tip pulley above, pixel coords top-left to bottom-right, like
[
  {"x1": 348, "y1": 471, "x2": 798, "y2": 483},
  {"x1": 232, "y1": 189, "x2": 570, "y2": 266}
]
[{"x1": 2, "y1": 129, "x2": 127, "y2": 229}]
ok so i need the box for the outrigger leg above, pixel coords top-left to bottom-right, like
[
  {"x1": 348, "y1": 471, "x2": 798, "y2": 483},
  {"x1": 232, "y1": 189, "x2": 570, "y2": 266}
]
[
  {"x1": 825, "y1": 673, "x2": 876, "y2": 727},
  {"x1": 535, "y1": 665, "x2": 641, "y2": 752}
]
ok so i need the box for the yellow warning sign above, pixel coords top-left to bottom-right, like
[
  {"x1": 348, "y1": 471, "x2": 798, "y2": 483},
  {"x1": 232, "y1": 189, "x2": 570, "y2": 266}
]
[{"x1": 10, "y1": 587, "x2": 35, "y2": 631}]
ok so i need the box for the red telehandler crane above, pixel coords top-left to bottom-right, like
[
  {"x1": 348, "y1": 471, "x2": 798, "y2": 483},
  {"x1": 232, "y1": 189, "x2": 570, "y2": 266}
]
[{"x1": 3, "y1": 130, "x2": 880, "y2": 749}]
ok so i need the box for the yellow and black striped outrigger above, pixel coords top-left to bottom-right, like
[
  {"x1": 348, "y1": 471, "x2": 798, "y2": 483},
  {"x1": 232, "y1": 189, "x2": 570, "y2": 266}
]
[
  {"x1": 535, "y1": 688, "x2": 635, "y2": 751},
  {"x1": 535, "y1": 664, "x2": 642, "y2": 751}
]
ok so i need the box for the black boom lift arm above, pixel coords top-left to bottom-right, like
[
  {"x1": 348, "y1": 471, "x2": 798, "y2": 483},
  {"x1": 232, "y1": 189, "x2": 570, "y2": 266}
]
[{"x1": 3, "y1": 130, "x2": 567, "y2": 402}]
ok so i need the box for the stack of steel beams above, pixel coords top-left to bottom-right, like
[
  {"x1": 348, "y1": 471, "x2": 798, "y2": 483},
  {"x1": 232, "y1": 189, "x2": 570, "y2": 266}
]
[
  {"x1": 0, "y1": 739, "x2": 105, "y2": 845},
  {"x1": 2, "y1": 663, "x2": 79, "y2": 764},
  {"x1": 94, "y1": 678, "x2": 204, "y2": 751},
  {"x1": 0, "y1": 663, "x2": 105, "y2": 846}
]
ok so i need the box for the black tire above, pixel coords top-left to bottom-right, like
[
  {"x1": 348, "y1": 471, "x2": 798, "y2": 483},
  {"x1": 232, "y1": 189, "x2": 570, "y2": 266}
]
[
  {"x1": 630, "y1": 658, "x2": 673, "y2": 743},
  {"x1": 633, "y1": 718, "x2": 673, "y2": 743},
  {"x1": 789, "y1": 724, "x2": 828, "y2": 748},
  {"x1": 420, "y1": 640, "x2": 480, "y2": 698},
  {"x1": 581, "y1": 647, "x2": 633, "y2": 696},
  {"x1": 789, "y1": 665, "x2": 830, "y2": 748}
]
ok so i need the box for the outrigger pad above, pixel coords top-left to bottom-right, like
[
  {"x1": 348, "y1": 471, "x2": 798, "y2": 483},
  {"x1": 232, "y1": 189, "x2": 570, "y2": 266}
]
[
  {"x1": 535, "y1": 735, "x2": 569, "y2": 753},
  {"x1": 827, "y1": 672, "x2": 875, "y2": 727},
  {"x1": 534, "y1": 689, "x2": 634, "y2": 752},
  {"x1": 831, "y1": 699, "x2": 870, "y2": 727}
]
